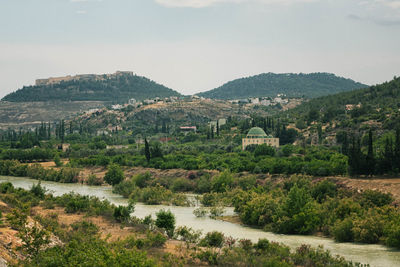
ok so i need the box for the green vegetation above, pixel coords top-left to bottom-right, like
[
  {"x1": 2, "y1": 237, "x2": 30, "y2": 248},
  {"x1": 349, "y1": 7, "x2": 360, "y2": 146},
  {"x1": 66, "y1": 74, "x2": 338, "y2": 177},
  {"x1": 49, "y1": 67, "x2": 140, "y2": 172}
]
[
  {"x1": 104, "y1": 163, "x2": 125, "y2": 185},
  {"x1": 232, "y1": 175, "x2": 400, "y2": 248},
  {"x1": 2, "y1": 72, "x2": 181, "y2": 102},
  {"x1": 198, "y1": 72, "x2": 366, "y2": 99},
  {"x1": 0, "y1": 182, "x2": 363, "y2": 266},
  {"x1": 155, "y1": 209, "x2": 176, "y2": 237}
]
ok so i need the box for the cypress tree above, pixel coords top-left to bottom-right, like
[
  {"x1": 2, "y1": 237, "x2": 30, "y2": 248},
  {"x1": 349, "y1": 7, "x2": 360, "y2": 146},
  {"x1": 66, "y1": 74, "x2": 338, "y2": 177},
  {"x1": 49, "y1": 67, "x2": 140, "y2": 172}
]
[
  {"x1": 263, "y1": 118, "x2": 267, "y2": 133},
  {"x1": 342, "y1": 132, "x2": 349, "y2": 156},
  {"x1": 395, "y1": 128, "x2": 400, "y2": 172},
  {"x1": 365, "y1": 130, "x2": 375, "y2": 176},
  {"x1": 144, "y1": 138, "x2": 151, "y2": 163},
  {"x1": 382, "y1": 137, "x2": 393, "y2": 173}
]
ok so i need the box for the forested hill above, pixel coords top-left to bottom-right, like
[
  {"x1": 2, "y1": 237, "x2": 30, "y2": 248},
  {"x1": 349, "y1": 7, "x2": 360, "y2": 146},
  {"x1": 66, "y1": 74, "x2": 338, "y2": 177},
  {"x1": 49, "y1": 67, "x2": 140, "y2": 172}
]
[
  {"x1": 197, "y1": 72, "x2": 367, "y2": 99},
  {"x1": 2, "y1": 73, "x2": 181, "y2": 102},
  {"x1": 286, "y1": 76, "x2": 400, "y2": 130}
]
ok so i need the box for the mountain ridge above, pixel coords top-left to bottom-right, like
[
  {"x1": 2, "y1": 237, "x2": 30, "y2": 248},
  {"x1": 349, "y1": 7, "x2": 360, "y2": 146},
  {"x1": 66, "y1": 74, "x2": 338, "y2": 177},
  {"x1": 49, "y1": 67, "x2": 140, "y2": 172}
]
[
  {"x1": 197, "y1": 72, "x2": 368, "y2": 99},
  {"x1": 2, "y1": 71, "x2": 181, "y2": 102}
]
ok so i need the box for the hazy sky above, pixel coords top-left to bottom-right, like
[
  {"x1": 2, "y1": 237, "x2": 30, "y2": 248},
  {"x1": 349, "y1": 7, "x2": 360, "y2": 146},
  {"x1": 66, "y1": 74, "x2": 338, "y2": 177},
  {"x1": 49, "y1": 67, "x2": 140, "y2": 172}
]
[{"x1": 0, "y1": 0, "x2": 399, "y2": 97}]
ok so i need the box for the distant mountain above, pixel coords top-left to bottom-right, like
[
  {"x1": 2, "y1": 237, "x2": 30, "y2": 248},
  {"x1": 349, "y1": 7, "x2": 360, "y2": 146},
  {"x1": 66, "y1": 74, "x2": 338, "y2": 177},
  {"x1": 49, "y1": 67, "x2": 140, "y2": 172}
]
[
  {"x1": 2, "y1": 71, "x2": 181, "y2": 102},
  {"x1": 197, "y1": 73, "x2": 367, "y2": 99}
]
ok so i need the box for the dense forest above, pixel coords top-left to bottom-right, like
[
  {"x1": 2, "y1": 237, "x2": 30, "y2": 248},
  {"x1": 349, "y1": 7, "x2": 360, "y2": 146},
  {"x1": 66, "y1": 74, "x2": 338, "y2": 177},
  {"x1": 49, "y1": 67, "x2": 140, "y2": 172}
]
[
  {"x1": 198, "y1": 72, "x2": 367, "y2": 99},
  {"x1": 2, "y1": 73, "x2": 181, "y2": 102}
]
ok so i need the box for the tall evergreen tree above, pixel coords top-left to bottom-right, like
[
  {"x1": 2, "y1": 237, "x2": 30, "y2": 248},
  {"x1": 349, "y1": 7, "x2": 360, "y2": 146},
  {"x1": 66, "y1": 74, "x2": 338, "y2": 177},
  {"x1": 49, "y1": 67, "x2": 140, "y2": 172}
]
[
  {"x1": 382, "y1": 137, "x2": 393, "y2": 173},
  {"x1": 395, "y1": 128, "x2": 400, "y2": 172},
  {"x1": 342, "y1": 132, "x2": 349, "y2": 156},
  {"x1": 144, "y1": 138, "x2": 151, "y2": 163},
  {"x1": 365, "y1": 130, "x2": 375, "y2": 176}
]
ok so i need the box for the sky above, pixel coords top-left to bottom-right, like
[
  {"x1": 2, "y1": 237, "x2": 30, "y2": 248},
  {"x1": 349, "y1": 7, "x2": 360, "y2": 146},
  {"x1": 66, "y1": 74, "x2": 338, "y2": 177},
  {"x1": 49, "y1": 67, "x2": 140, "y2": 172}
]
[{"x1": 0, "y1": 0, "x2": 399, "y2": 97}]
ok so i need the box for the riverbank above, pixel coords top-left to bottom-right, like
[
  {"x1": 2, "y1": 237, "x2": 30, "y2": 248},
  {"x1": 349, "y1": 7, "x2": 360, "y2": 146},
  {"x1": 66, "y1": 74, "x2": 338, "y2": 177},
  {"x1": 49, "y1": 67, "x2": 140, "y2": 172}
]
[
  {"x1": 1, "y1": 176, "x2": 399, "y2": 266},
  {"x1": 35, "y1": 161, "x2": 400, "y2": 203}
]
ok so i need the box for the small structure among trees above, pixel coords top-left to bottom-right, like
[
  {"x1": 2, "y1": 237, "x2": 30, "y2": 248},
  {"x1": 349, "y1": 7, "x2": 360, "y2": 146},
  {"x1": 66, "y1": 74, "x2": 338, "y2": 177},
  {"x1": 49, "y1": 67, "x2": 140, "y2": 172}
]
[{"x1": 242, "y1": 127, "x2": 279, "y2": 150}]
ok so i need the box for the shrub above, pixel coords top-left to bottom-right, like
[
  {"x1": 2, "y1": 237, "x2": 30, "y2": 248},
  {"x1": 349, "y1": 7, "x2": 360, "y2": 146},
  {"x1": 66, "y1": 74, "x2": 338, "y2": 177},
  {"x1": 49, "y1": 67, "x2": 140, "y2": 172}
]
[
  {"x1": 255, "y1": 238, "x2": 269, "y2": 250},
  {"x1": 360, "y1": 190, "x2": 394, "y2": 207},
  {"x1": 54, "y1": 154, "x2": 63, "y2": 167},
  {"x1": 155, "y1": 209, "x2": 175, "y2": 237},
  {"x1": 145, "y1": 231, "x2": 167, "y2": 247},
  {"x1": 385, "y1": 223, "x2": 400, "y2": 248},
  {"x1": 254, "y1": 144, "x2": 276, "y2": 157},
  {"x1": 311, "y1": 180, "x2": 337, "y2": 203},
  {"x1": 211, "y1": 171, "x2": 234, "y2": 193},
  {"x1": 209, "y1": 206, "x2": 225, "y2": 219},
  {"x1": 193, "y1": 207, "x2": 208, "y2": 218},
  {"x1": 199, "y1": 231, "x2": 225, "y2": 248},
  {"x1": 104, "y1": 164, "x2": 124, "y2": 186},
  {"x1": 113, "y1": 204, "x2": 134, "y2": 223},
  {"x1": 30, "y1": 182, "x2": 46, "y2": 199},
  {"x1": 175, "y1": 226, "x2": 201, "y2": 244},
  {"x1": 352, "y1": 215, "x2": 384, "y2": 244},
  {"x1": 113, "y1": 179, "x2": 137, "y2": 198},
  {"x1": 86, "y1": 174, "x2": 103, "y2": 186},
  {"x1": 133, "y1": 172, "x2": 152, "y2": 188},
  {"x1": 171, "y1": 178, "x2": 194, "y2": 192},
  {"x1": 332, "y1": 218, "x2": 354, "y2": 242}
]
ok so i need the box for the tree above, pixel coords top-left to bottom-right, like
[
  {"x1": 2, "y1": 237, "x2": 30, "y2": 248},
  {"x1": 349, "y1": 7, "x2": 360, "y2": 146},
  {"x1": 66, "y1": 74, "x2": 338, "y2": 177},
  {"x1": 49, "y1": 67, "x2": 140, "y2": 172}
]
[
  {"x1": 254, "y1": 144, "x2": 275, "y2": 157},
  {"x1": 104, "y1": 164, "x2": 124, "y2": 185},
  {"x1": 113, "y1": 200, "x2": 135, "y2": 223},
  {"x1": 341, "y1": 132, "x2": 349, "y2": 156},
  {"x1": 54, "y1": 153, "x2": 63, "y2": 167},
  {"x1": 18, "y1": 223, "x2": 50, "y2": 257},
  {"x1": 395, "y1": 128, "x2": 400, "y2": 172},
  {"x1": 155, "y1": 209, "x2": 175, "y2": 237},
  {"x1": 307, "y1": 109, "x2": 319, "y2": 124},
  {"x1": 150, "y1": 142, "x2": 163, "y2": 158},
  {"x1": 144, "y1": 138, "x2": 151, "y2": 163},
  {"x1": 365, "y1": 130, "x2": 375, "y2": 176}
]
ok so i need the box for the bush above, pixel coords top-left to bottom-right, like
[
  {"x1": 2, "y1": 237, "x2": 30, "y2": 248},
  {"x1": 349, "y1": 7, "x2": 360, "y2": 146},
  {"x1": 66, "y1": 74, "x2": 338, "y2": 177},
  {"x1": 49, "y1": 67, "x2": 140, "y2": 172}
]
[
  {"x1": 86, "y1": 174, "x2": 103, "y2": 186},
  {"x1": 133, "y1": 172, "x2": 152, "y2": 188},
  {"x1": 155, "y1": 209, "x2": 175, "y2": 237},
  {"x1": 211, "y1": 171, "x2": 234, "y2": 193},
  {"x1": 352, "y1": 214, "x2": 384, "y2": 243},
  {"x1": 385, "y1": 223, "x2": 400, "y2": 248},
  {"x1": 311, "y1": 180, "x2": 337, "y2": 203},
  {"x1": 171, "y1": 178, "x2": 194, "y2": 192},
  {"x1": 193, "y1": 207, "x2": 208, "y2": 218},
  {"x1": 199, "y1": 231, "x2": 225, "y2": 248},
  {"x1": 30, "y1": 182, "x2": 46, "y2": 199},
  {"x1": 332, "y1": 218, "x2": 354, "y2": 242},
  {"x1": 104, "y1": 164, "x2": 124, "y2": 186},
  {"x1": 255, "y1": 238, "x2": 269, "y2": 250},
  {"x1": 254, "y1": 144, "x2": 276, "y2": 157},
  {"x1": 360, "y1": 190, "x2": 394, "y2": 207},
  {"x1": 113, "y1": 179, "x2": 137, "y2": 198},
  {"x1": 113, "y1": 204, "x2": 133, "y2": 223},
  {"x1": 209, "y1": 206, "x2": 225, "y2": 219}
]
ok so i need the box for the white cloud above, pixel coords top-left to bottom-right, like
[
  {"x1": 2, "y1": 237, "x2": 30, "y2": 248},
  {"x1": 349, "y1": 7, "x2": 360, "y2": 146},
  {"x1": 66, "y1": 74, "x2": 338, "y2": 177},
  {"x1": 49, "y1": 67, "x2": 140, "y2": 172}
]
[
  {"x1": 76, "y1": 10, "x2": 87, "y2": 14},
  {"x1": 155, "y1": 0, "x2": 316, "y2": 8}
]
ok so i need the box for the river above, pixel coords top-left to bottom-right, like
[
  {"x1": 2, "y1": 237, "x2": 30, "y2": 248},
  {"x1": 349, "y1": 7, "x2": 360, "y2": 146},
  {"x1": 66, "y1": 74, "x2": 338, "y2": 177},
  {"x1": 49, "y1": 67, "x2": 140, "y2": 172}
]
[{"x1": 1, "y1": 176, "x2": 399, "y2": 267}]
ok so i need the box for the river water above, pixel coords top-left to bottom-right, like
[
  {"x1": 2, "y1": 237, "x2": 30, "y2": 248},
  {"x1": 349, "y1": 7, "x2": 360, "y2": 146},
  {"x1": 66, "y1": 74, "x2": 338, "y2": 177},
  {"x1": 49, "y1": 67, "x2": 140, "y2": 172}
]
[{"x1": 1, "y1": 176, "x2": 399, "y2": 267}]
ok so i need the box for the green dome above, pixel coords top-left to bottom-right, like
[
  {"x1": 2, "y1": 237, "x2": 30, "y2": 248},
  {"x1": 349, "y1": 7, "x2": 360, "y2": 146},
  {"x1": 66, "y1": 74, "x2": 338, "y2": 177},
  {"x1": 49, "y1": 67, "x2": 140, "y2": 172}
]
[{"x1": 246, "y1": 127, "x2": 268, "y2": 138}]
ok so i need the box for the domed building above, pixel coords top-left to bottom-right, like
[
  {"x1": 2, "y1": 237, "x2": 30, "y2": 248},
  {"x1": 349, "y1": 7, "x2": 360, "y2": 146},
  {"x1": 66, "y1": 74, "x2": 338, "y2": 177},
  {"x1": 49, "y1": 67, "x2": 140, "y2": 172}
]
[{"x1": 242, "y1": 127, "x2": 279, "y2": 150}]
